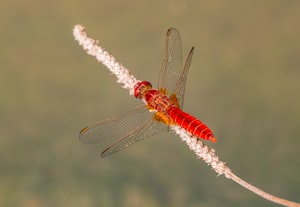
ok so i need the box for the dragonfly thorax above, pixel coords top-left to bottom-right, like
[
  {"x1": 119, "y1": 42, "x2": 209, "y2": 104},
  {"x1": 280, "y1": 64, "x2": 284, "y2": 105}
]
[
  {"x1": 134, "y1": 81, "x2": 152, "y2": 99},
  {"x1": 144, "y1": 89, "x2": 177, "y2": 113}
]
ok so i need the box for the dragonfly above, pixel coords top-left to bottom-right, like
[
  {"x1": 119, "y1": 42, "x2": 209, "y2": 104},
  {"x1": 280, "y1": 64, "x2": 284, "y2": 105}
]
[{"x1": 79, "y1": 28, "x2": 216, "y2": 157}]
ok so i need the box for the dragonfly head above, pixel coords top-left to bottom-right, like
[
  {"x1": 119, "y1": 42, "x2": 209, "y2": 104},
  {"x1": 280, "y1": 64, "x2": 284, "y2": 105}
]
[{"x1": 134, "y1": 81, "x2": 152, "y2": 99}]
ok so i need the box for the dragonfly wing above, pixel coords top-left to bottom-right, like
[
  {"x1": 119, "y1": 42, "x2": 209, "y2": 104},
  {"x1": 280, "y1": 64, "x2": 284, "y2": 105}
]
[
  {"x1": 101, "y1": 118, "x2": 167, "y2": 157},
  {"x1": 158, "y1": 28, "x2": 194, "y2": 109},
  {"x1": 158, "y1": 28, "x2": 183, "y2": 97},
  {"x1": 173, "y1": 47, "x2": 194, "y2": 108},
  {"x1": 79, "y1": 105, "x2": 168, "y2": 157}
]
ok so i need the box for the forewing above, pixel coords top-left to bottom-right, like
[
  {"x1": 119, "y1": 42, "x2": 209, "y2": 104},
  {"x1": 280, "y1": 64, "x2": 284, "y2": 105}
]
[
  {"x1": 79, "y1": 105, "x2": 168, "y2": 157},
  {"x1": 158, "y1": 28, "x2": 183, "y2": 96}
]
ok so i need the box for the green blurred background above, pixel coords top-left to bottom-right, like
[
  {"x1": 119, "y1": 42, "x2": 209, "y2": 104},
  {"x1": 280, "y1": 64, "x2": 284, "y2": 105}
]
[{"x1": 1, "y1": 1, "x2": 299, "y2": 206}]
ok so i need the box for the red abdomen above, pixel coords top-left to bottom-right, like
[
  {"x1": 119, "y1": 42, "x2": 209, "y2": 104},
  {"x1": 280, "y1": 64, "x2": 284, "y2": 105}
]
[{"x1": 168, "y1": 107, "x2": 217, "y2": 142}]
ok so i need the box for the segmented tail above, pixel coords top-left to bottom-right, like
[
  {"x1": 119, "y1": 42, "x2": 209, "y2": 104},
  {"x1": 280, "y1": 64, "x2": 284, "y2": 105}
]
[{"x1": 168, "y1": 107, "x2": 217, "y2": 142}]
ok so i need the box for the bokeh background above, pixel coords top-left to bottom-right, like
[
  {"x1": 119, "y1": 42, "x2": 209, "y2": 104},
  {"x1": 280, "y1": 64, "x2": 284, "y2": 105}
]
[{"x1": 1, "y1": 1, "x2": 299, "y2": 206}]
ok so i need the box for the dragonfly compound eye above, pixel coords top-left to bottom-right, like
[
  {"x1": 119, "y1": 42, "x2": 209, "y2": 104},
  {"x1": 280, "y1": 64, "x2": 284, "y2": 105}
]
[{"x1": 134, "y1": 81, "x2": 152, "y2": 99}]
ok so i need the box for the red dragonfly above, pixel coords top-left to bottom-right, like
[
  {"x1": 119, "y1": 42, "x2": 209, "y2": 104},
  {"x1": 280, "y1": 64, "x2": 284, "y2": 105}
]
[{"x1": 79, "y1": 28, "x2": 216, "y2": 157}]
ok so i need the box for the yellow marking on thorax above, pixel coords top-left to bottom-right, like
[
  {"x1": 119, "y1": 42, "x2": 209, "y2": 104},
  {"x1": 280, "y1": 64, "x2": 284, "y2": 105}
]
[
  {"x1": 147, "y1": 104, "x2": 174, "y2": 125},
  {"x1": 154, "y1": 111, "x2": 174, "y2": 125},
  {"x1": 169, "y1": 93, "x2": 180, "y2": 108}
]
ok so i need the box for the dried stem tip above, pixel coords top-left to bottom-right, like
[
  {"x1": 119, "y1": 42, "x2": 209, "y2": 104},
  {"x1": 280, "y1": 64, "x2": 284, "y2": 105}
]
[{"x1": 73, "y1": 24, "x2": 138, "y2": 95}]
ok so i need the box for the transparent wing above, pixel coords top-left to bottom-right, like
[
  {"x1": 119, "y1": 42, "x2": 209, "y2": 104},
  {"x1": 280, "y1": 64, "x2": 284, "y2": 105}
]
[
  {"x1": 158, "y1": 28, "x2": 194, "y2": 108},
  {"x1": 101, "y1": 118, "x2": 167, "y2": 157},
  {"x1": 173, "y1": 47, "x2": 194, "y2": 108},
  {"x1": 158, "y1": 28, "x2": 183, "y2": 97},
  {"x1": 79, "y1": 105, "x2": 168, "y2": 157}
]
